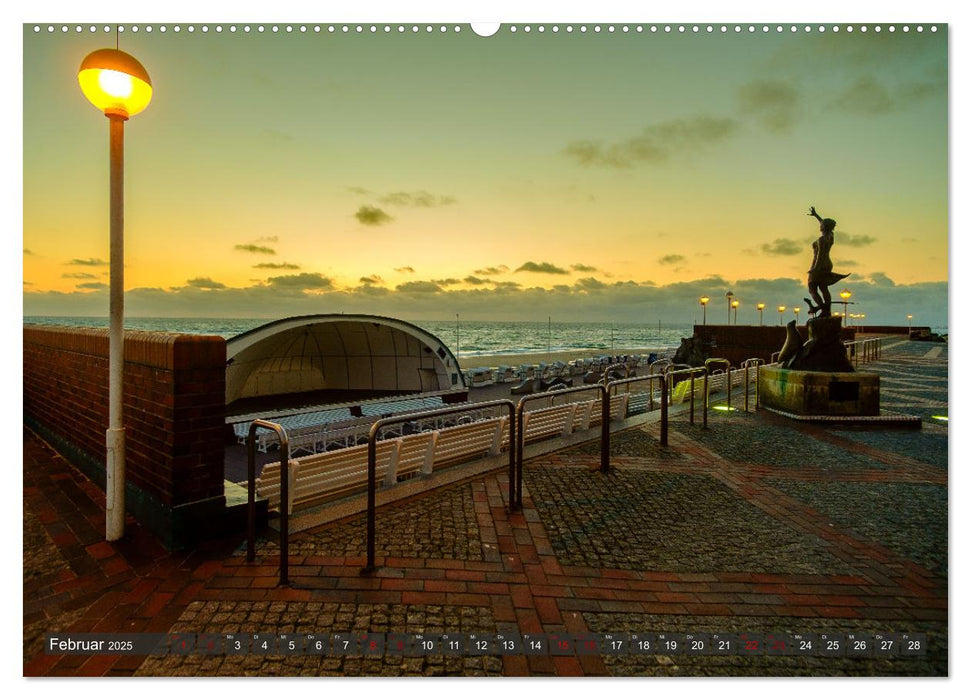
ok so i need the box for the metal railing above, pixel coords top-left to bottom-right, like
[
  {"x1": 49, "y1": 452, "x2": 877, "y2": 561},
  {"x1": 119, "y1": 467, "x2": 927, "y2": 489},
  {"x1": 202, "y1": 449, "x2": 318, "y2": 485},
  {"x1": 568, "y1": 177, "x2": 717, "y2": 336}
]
[
  {"x1": 246, "y1": 419, "x2": 290, "y2": 587},
  {"x1": 363, "y1": 399, "x2": 517, "y2": 574},
  {"x1": 516, "y1": 384, "x2": 609, "y2": 509},
  {"x1": 666, "y1": 366, "x2": 707, "y2": 427},
  {"x1": 703, "y1": 358, "x2": 732, "y2": 425},
  {"x1": 602, "y1": 362, "x2": 631, "y2": 385},
  {"x1": 845, "y1": 337, "x2": 883, "y2": 367},
  {"x1": 606, "y1": 373, "x2": 669, "y2": 446},
  {"x1": 740, "y1": 357, "x2": 766, "y2": 412}
]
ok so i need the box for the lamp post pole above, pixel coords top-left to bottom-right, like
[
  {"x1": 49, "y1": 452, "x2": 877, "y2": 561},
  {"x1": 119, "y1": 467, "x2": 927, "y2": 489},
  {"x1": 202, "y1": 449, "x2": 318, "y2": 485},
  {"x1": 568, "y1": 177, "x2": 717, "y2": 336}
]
[
  {"x1": 757, "y1": 303, "x2": 765, "y2": 326},
  {"x1": 79, "y1": 47, "x2": 152, "y2": 542},
  {"x1": 726, "y1": 291, "x2": 734, "y2": 324},
  {"x1": 732, "y1": 300, "x2": 739, "y2": 325},
  {"x1": 700, "y1": 296, "x2": 709, "y2": 325},
  {"x1": 778, "y1": 305, "x2": 786, "y2": 325},
  {"x1": 106, "y1": 113, "x2": 127, "y2": 541}
]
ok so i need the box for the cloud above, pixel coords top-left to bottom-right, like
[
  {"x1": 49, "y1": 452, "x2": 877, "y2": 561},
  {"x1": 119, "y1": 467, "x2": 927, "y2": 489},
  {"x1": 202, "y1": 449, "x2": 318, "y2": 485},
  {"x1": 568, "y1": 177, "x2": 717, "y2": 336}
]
[
  {"x1": 571, "y1": 263, "x2": 597, "y2": 272},
  {"x1": 838, "y1": 233, "x2": 876, "y2": 248},
  {"x1": 396, "y1": 281, "x2": 443, "y2": 294},
  {"x1": 24, "y1": 274, "x2": 947, "y2": 328},
  {"x1": 266, "y1": 273, "x2": 334, "y2": 290},
  {"x1": 515, "y1": 261, "x2": 569, "y2": 275},
  {"x1": 867, "y1": 272, "x2": 896, "y2": 287},
  {"x1": 186, "y1": 277, "x2": 226, "y2": 290},
  {"x1": 77, "y1": 282, "x2": 108, "y2": 290},
  {"x1": 573, "y1": 277, "x2": 607, "y2": 291},
  {"x1": 432, "y1": 278, "x2": 461, "y2": 286},
  {"x1": 761, "y1": 238, "x2": 803, "y2": 256},
  {"x1": 564, "y1": 115, "x2": 739, "y2": 168},
  {"x1": 829, "y1": 74, "x2": 944, "y2": 117},
  {"x1": 235, "y1": 244, "x2": 276, "y2": 255},
  {"x1": 394, "y1": 266, "x2": 415, "y2": 274},
  {"x1": 254, "y1": 262, "x2": 300, "y2": 270},
  {"x1": 355, "y1": 205, "x2": 394, "y2": 226},
  {"x1": 67, "y1": 257, "x2": 107, "y2": 266},
  {"x1": 658, "y1": 254, "x2": 685, "y2": 266},
  {"x1": 463, "y1": 276, "x2": 492, "y2": 285},
  {"x1": 474, "y1": 265, "x2": 508, "y2": 275},
  {"x1": 347, "y1": 186, "x2": 373, "y2": 196},
  {"x1": 492, "y1": 281, "x2": 522, "y2": 291},
  {"x1": 738, "y1": 80, "x2": 799, "y2": 134},
  {"x1": 834, "y1": 259, "x2": 858, "y2": 268},
  {"x1": 378, "y1": 190, "x2": 457, "y2": 207},
  {"x1": 62, "y1": 272, "x2": 98, "y2": 280},
  {"x1": 359, "y1": 275, "x2": 384, "y2": 285}
]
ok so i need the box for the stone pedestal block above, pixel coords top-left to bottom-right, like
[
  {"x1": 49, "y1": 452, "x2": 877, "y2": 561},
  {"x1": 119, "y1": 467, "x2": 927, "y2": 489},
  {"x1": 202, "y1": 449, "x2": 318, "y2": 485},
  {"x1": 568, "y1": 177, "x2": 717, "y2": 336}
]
[{"x1": 759, "y1": 365, "x2": 880, "y2": 416}]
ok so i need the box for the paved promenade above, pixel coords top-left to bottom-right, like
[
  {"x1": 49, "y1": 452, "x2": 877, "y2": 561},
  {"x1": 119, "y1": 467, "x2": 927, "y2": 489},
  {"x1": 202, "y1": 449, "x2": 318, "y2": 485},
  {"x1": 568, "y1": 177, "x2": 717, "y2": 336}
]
[{"x1": 23, "y1": 340, "x2": 948, "y2": 677}]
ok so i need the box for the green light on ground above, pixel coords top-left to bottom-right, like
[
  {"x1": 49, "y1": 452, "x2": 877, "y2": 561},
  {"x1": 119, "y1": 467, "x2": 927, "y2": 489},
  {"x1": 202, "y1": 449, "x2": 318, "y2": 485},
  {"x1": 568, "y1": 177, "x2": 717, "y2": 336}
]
[
  {"x1": 712, "y1": 406, "x2": 736, "y2": 412},
  {"x1": 932, "y1": 415, "x2": 948, "y2": 422}
]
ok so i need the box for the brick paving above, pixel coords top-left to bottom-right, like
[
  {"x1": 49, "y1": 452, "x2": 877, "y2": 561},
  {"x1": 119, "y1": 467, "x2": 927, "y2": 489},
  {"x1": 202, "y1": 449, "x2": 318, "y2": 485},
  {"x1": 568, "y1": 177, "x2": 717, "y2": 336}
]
[{"x1": 22, "y1": 339, "x2": 948, "y2": 677}]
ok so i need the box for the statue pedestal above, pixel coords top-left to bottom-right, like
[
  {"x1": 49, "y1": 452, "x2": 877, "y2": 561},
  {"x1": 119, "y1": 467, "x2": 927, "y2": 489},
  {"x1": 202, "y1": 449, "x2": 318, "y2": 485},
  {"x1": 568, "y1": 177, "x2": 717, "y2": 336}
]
[{"x1": 759, "y1": 366, "x2": 880, "y2": 416}]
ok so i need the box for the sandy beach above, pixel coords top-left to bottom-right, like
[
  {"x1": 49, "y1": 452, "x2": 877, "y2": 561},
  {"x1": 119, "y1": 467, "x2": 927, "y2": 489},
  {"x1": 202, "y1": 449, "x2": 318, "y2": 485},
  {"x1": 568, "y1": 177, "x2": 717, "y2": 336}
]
[{"x1": 457, "y1": 347, "x2": 665, "y2": 371}]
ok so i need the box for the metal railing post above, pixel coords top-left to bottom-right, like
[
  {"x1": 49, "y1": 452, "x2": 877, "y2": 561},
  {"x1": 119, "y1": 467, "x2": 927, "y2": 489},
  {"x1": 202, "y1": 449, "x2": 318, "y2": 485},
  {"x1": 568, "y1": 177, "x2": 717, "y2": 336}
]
[
  {"x1": 361, "y1": 399, "x2": 517, "y2": 573},
  {"x1": 702, "y1": 370, "x2": 709, "y2": 429},
  {"x1": 660, "y1": 376, "x2": 669, "y2": 446},
  {"x1": 247, "y1": 430, "x2": 256, "y2": 563},
  {"x1": 703, "y1": 358, "x2": 731, "y2": 423},
  {"x1": 246, "y1": 419, "x2": 290, "y2": 586},
  {"x1": 600, "y1": 384, "x2": 610, "y2": 474}
]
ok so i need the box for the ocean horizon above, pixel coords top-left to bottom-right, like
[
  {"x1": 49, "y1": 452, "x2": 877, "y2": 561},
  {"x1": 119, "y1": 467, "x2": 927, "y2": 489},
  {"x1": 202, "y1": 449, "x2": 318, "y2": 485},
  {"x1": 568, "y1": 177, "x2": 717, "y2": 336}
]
[{"x1": 23, "y1": 315, "x2": 693, "y2": 358}]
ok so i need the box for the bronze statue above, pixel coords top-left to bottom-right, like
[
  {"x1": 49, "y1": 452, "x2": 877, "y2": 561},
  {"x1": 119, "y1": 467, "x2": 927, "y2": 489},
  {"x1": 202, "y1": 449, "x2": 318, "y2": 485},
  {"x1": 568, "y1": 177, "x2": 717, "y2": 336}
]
[{"x1": 803, "y1": 206, "x2": 849, "y2": 318}]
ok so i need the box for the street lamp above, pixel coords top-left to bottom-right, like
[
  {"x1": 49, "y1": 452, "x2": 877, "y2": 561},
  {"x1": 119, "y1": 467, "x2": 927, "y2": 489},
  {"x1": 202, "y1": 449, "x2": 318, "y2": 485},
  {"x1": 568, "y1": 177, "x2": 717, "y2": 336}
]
[
  {"x1": 757, "y1": 302, "x2": 765, "y2": 326},
  {"x1": 794, "y1": 306, "x2": 801, "y2": 323},
  {"x1": 726, "y1": 291, "x2": 734, "y2": 324},
  {"x1": 78, "y1": 47, "x2": 153, "y2": 542},
  {"x1": 907, "y1": 314, "x2": 913, "y2": 334},
  {"x1": 778, "y1": 305, "x2": 786, "y2": 325},
  {"x1": 840, "y1": 288, "x2": 852, "y2": 318},
  {"x1": 732, "y1": 299, "x2": 739, "y2": 325},
  {"x1": 700, "y1": 295, "x2": 710, "y2": 325}
]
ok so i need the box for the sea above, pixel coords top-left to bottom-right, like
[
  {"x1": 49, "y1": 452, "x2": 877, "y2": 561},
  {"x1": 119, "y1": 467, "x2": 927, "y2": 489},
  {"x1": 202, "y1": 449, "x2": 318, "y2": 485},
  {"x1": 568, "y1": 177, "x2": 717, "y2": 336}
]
[{"x1": 23, "y1": 316, "x2": 691, "y2": 359}]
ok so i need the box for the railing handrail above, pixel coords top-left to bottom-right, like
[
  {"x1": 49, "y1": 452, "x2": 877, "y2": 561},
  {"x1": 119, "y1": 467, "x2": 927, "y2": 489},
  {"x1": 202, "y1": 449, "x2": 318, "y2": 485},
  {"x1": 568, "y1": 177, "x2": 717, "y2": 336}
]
[
  {"x1": 516, "y1": 385, "x2": 610, "y2": 500},
  {"x1": 363, "y1": 398, "x2": 517, "y2": 574},
  {"x1": 602, "y1": 362, "x2": 631, "y2": 385},
  {"x1": 606, "y1": 372, "x2": 669, "y2": 445},
  {"x1": 703, "y1": 358, "x2": 732, "y2": 426},
  {"x1": 247, "y1": 419, "x2": 290, "y2": 587},
  {"x1": 666, "y1": 365, "x2": 708, "y2": 425}
]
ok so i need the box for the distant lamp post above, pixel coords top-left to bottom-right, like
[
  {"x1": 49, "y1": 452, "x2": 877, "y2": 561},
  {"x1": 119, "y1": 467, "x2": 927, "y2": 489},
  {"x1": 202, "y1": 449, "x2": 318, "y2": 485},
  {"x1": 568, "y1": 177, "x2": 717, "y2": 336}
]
[
  {"x1": 732, "y1": 299, "x2": 739, "y2": 325},
  {"x1": 757, "y1": 302, "x2": 765, "y2": 326},
  {"x1": 777, "y1": 305, "x2": 786, "y2": 325},
  {"x1": 78, "y1": 47, "x2": 153, "y2": 542},
  {"x1": 907, "y1": 314, "x2": 913, "y2": 334},
  {"x1": 839, "y1": 288, "x2": 852, "y2": 318},
  {"x1": 700, "y1": 295, "x2": 710, "y2": 325},
  {"x1": 726, "y1": 291, "x2": 734, "y2": 324},
  {"x1": 794, "y1": 306, "x2": 801, "y2": 323}
]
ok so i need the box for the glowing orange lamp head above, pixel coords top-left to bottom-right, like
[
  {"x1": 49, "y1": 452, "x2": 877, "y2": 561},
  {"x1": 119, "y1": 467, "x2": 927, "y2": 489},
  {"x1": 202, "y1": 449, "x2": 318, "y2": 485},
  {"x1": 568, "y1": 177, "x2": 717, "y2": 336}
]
[{"x1": 78, "y1": 48, "x2": 152, "y2": 119}]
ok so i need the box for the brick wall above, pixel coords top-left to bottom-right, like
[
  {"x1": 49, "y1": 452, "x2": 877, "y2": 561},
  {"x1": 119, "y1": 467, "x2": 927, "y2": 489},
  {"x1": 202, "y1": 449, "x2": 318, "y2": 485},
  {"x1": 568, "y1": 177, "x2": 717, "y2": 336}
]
[
  {"x1": 23, "y1": 325, "x2": 228, "y2": 546},
  {"x1": 692, "y1": 324, "x2": 858, "y2": 368}
]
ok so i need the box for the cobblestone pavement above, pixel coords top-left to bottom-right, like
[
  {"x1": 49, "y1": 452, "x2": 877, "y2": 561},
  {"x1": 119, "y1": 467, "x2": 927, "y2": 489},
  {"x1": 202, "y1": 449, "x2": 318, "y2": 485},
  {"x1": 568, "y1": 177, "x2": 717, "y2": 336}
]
[{"x1": 23, "y1": 340, "x2": 947, "y2": 677}]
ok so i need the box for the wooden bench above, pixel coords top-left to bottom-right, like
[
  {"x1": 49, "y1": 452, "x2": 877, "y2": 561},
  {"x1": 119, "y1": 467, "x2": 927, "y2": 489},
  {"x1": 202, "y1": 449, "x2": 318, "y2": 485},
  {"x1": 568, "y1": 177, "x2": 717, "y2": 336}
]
[
  {"x1": 432, "y1": 417, "x2": 507, "y2": 468},
  {"x1": 522, "y1": 404, "x2": 578, "y2": 443},
  {"x1": 256, "y1": 420, "x2": 508, "y2": 514}
]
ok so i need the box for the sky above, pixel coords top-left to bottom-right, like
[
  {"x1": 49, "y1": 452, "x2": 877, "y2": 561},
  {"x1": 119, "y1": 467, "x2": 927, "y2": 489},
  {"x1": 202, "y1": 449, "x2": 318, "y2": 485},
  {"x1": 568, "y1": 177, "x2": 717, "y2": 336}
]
[{"x1": 21, "y1": 19, "x2": 949, "y2": 327}]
